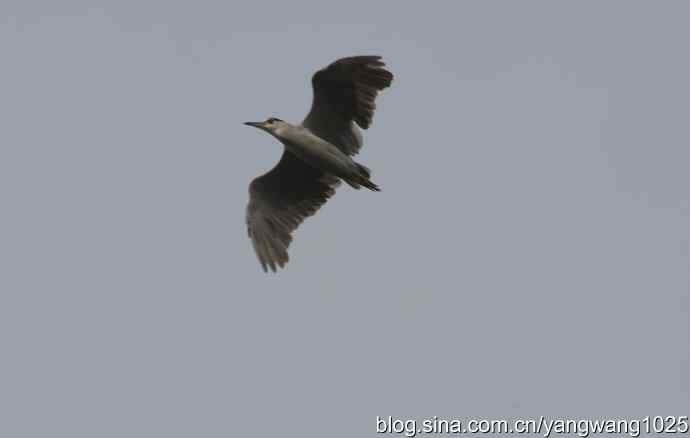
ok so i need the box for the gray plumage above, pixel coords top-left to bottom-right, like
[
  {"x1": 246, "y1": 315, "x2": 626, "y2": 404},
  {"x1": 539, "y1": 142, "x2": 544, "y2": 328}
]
[{"x1": 244, "y1": 56, "x2": 394, "y2": 272}]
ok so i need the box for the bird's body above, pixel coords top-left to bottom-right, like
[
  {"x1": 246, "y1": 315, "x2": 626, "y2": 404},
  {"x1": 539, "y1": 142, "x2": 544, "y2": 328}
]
[
  {"x1": 263, "y1": 122, "x2": 379, "y2": 191},
  {"x1": 244, "y1": 56, "x2": 393, "y2": 272}
]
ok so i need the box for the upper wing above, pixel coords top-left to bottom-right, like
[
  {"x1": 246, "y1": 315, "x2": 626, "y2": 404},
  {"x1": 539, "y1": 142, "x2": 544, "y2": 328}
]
[
  {"x1": 246, "y1": 151, "x2": 340, "y2": 272},
  {"x1": 303, "y1": 56, "x2": 394, "y2": 156}
]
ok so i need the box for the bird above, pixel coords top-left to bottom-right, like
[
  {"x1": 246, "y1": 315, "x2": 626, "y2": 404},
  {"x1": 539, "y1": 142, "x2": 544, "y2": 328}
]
[{"x1": 244, "y1": 55, "x2": 394, "y2": 272}]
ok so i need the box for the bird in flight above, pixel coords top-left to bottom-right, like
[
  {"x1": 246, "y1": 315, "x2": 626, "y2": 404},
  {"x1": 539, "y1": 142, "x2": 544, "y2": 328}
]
[{"x1": 244, "y1": 56, "x2": 394, "y2": 272}]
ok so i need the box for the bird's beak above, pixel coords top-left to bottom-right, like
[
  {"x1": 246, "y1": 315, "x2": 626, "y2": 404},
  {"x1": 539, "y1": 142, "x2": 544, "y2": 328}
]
[{"x1": 244, "y1": 121, "x2": 263, "y2": 129}]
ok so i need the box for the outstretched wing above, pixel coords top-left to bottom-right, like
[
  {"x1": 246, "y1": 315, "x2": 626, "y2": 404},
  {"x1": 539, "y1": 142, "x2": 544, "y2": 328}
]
[
  {"x1": 246, "y1": 151, "x2": 340, "y2": 272},
  {"x1": 303, "y1": 56, "x2": 394, "y2": 156}
]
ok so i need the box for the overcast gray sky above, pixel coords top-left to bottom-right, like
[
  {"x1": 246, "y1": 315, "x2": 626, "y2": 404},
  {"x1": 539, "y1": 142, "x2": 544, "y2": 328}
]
[{"x1": 1, "y1": 1, "x2": 689, "y2": 437}]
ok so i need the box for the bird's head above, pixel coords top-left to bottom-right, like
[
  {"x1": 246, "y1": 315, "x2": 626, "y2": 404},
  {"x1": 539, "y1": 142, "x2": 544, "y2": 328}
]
[{"x1": 243, "y1": 117, "x2": 288, "y2": 136}]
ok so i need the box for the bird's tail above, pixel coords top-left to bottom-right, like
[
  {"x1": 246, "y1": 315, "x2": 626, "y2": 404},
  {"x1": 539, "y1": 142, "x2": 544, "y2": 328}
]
[{"x1": 344, "y1": 163, "x2": 381, "y2": 192}]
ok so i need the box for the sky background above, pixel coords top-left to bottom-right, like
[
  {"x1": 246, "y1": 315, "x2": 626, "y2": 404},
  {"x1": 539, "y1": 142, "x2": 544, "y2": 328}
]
[{"x1": 1, "y1": 1, "x2": 689, "y2": 437}]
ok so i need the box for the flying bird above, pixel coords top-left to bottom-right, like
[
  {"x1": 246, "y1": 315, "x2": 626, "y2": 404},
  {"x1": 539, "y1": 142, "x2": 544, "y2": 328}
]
[{"x1": 244, "y1": 56, "x2": 394, "y2": 272}]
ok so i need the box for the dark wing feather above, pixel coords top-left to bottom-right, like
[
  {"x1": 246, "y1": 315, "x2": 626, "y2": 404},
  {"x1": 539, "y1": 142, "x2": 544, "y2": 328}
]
[
  {"x1": 303, "y1": 56, "x2": 394, "y2": 156},
  {"x1": 246, "y1": 151, "x2": 340, "y2": 272}
]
